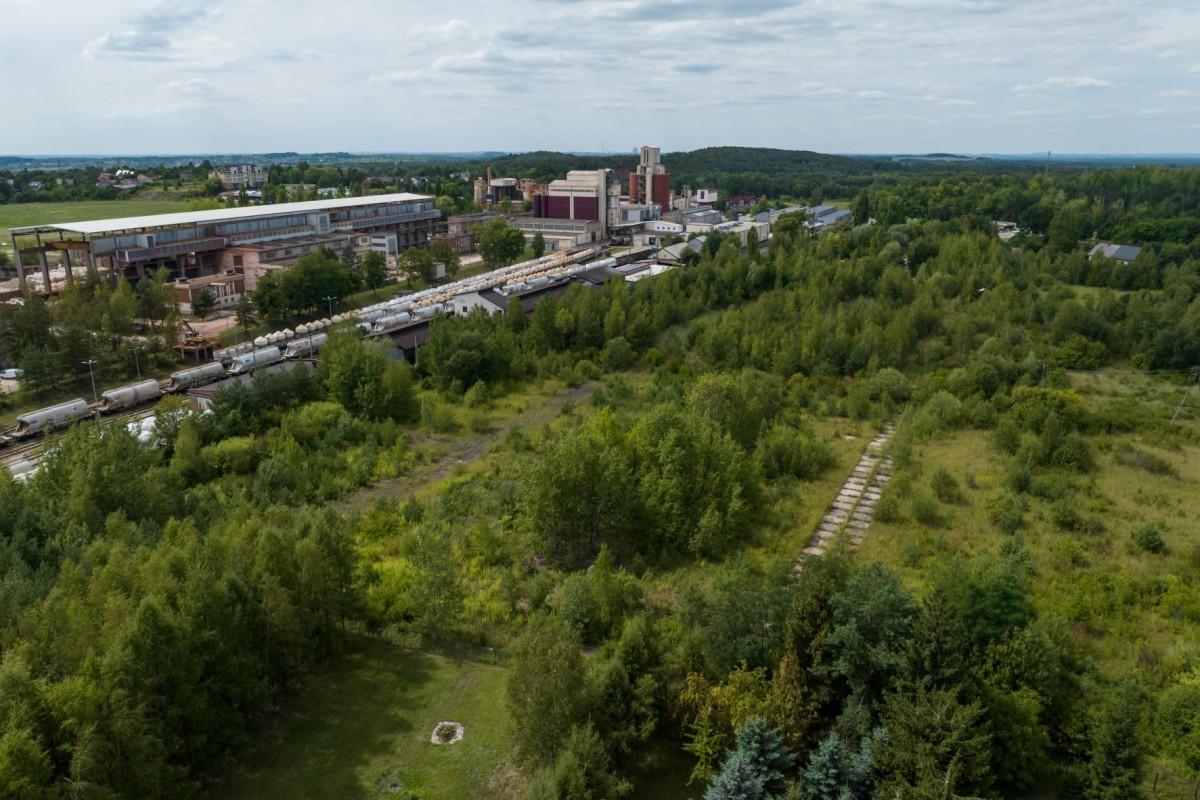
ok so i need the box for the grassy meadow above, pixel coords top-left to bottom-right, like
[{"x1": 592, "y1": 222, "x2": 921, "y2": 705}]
[
  {"x1": 211, "y1": 640, "x2": 516, "y2": 800},
  {"x1": 0, "y1": 198, "x2": 190, "y2": 244}
]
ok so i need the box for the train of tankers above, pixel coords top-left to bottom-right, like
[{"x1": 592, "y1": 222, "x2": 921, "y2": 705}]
[{"x1": 2, "y1": 247, "x2": 615, "y2": 444}]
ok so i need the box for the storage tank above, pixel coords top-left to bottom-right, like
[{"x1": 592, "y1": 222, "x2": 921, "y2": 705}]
[
  {"x1": 296, "y1": 323, "x2": 310, "y2": 335},
  {"x1": 99, "y1": 380, "x2": 161, "y2": 412},
  {"x1": 254, "y1": 336, "x2": 269, "y2": 347}
]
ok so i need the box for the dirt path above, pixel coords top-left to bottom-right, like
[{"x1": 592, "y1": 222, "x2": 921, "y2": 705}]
[
  {"x1": 333, "y1": 381, "x2": 600, "y2": 514},
  {"x1": 798, "y1": 421, "x2": 895, "y2": 566}
]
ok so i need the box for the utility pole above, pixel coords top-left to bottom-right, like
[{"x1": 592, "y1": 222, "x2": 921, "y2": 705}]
[
  {"x1": 131, "y1": 345, "x2": 142, "y2": 380},
  {"x1": 82, "y1": 359, "x2": 100, "y2": 425},
  {"x1": 324, "y1": 295, "x2": 336, "y2": 319}
]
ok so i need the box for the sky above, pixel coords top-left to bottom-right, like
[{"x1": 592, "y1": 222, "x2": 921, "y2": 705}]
[{"x1": 3, "y1": 0, "x2": 1200, "y2": 155}]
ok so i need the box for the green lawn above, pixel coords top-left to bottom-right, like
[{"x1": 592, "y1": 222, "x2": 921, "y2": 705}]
[
  {"x1": 0, "y1": 199, "x2": 190, "y2": 244},
  {"x1": 211, "y1": 639, "x2": 517, "y2": 800}
]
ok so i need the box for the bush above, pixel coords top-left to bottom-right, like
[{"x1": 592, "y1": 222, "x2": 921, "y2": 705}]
[
  {"x1": 464, "y1": 380, "x2": 491, "y2": 409},
  {"x1": 601, "y1": 336, "x2": 634, "y2": 370},
  {"x1": 420, "y1": 397, "x2": 459, "y2": 432},
  {"x1": 875, "y1": 493, "x2": 900, "y2": 523},
  {"x1": 910, "y1": 492, "x2": 944, "y2": 527},
  {"x1": 986, "y1": 491, "x2": 1026, "y2": 534},
  {"x1": 930, "y1": 467, "x2": 964, "y2": 504},
  {"x1": 911, "y1": 391, "x2": 963, "y2": 438},
  {"x1": 1134, "y1": 523, "x2": 1165, "y2": 554},
  {"x1": 202, "y1": 436, "x2": 260, "y2": 474},
  {"x1": 755, "y1": 425, "x2": 835, "y2": 480},
  {"x1": 1049, "y1": 498, "x2": 1083, "y2": 531}
]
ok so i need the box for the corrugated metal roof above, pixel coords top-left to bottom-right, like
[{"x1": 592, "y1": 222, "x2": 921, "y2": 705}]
[{"x1": 12, "y1": 192, "x2": 433, "y2": 236}]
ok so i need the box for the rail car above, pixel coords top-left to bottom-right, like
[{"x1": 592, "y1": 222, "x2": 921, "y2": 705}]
[
  {"x1": 14, "y1": 399, "x2": 90, "y2": 438},
  {"x1": 167, "y1": 362, "x2": 227, "y2": 392},
  {"x1": 98, "y1": 380, "x2": 162, "y2": 413},
  {"x1": 226, "y1": 346, "x2": 284, "y2": 375},
  {"x1": 283, "y1": 333, "x2": 328, "y2": 359}
]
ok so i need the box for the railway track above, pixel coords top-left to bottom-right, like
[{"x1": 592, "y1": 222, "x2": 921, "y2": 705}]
[{"x1": 1, "y1": 405, "x2": 160, "y2": 474}]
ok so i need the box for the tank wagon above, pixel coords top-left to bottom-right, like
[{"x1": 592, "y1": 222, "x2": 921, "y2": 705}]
[
  {"x1": 226, "y1": 346, "x2": 284, "y2": 375},
  {"x1": 283, "y1": 333, "x2": 328, "y2": 359},
  {"x1": 167, "y1": 363, "x2": 227, "y2": 392},
  {"x1": 98, "y1": 380, "x2": 162, "y2": 413},
  {"x1": 14, "y1": 399, "x2": 90, "y2": 437}
]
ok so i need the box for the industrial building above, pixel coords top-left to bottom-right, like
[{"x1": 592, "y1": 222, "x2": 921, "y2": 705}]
[
  {"x1": 9, "y1": 193, "x2": 442, "y2": 292},
  {"x1": 629, "y1": 146, "x2": 671, "y2": 211}
]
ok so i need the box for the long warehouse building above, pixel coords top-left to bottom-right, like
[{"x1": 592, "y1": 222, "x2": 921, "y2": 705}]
[{"x1": 9, "y1": 193, "x2": 442, "y2": 290}]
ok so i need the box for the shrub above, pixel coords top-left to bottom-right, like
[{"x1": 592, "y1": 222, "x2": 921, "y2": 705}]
[
  {"x1": 464, "y1": 380, "x2": 491, "y2": 409},
  {"x1": 910, "y1": 492, "x2": 944, "y2": 527},
  {"x1": 202, "y1": 436, "x2": 260, "y2": 474},
  {"x1": 930, "y1": 467, "x2": 964, "y2": 504},
  {"x1": 420, "y1": 397, "x2": 458, "y2": 432},
  {"x1": 755, "y1": 425, "x2": 835, "y2": 480},
  {"x1": 875, "y1": 493, "x2": 900, "y2": 523},
  {"x1": 985, "y1": 491, "x2": 1026, "y2": 533},
  {"x1": 1134, "y1": 523, "x2": 1165, "y2": 554},
  {"x1": 911, "y1": 391, "x2": 963, "y2": 438},
  {"x1": 1049, "y1": 498, "x2": 1083, "y2": 531},
  {"x1": 601, "y1": 336, "x2": 634, "y2": 370}
]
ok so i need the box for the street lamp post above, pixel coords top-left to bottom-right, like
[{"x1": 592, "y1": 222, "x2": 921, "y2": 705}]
[
  {"x1": 131, "y1": 346, "x2": 142, "y2": 380},
  {"x1": 323, "y1": 295, "x2": 336, "y2": 319},
  {"x1": 82, "y1": 359, "x2": 100, "y2": 425}
]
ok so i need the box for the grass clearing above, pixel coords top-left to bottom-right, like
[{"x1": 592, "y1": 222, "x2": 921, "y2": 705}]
[
  {"x1": 0, "y1": 199, "x2": 190, "y2": 244},
  {"x1": 211, "y1": 639, "x2": 517, "y2": 800}
]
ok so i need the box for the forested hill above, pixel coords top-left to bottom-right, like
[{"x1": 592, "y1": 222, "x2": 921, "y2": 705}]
[
  {"x1": 476, "y1": 147, "x2": 883, "y2": 181},
  {"x1": 471, "y1": 146, "x2": 1026, "y2": 202}
]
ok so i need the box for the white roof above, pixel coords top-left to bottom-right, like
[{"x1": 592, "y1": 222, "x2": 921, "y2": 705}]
[{"x1": 13, "y1": 193, "x2": 432, "y2": 236}]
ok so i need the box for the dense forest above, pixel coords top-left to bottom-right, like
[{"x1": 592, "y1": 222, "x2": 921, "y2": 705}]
[{"x1": 3, "y1": 163, "x2": 1200, "y2": 799}]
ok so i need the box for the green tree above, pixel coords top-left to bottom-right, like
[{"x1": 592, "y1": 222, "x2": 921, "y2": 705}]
[
  {"x1": 429, "y1": 238, "x2": 461, "y2": 280},
  {"x1": 852, "y1": 191, "x2": 871, "y2": 225},
  {"x1": 531, "y1": 231, "x2": 546, "y2": 259},
  {"x1": 359, "y1": 250, "x2": 388, "y2": 297},
  {"x1": 873, "y1": 685, "x2": 991, "y2": 800},
  {"x1": 507, "y1": 615, "x2": 587, "y2": 765},
  {"x1": 190, "y1": 287, "x2": 217, "y2": 318},
  {"x1": 732, "y1": 718, "x2": 794, "y2": 797},
  {"x1": 474, "y1": 217, "x2": 526, "y2": 269},
  {"x1": 252, "y1": 270, "x2": 290, "y2": 321},
  {"x1": 1086, "y1": 682, "x2": 1146, "y2": 800},
  {"x1": 704, "y1": 749, "x2": 766, "y2": 800},
  {"x1": 234, "y1": 295, "x2": 257, "y2": 336}
]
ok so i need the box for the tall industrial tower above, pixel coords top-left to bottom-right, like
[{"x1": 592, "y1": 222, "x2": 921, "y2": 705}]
[{"x1": 629, "y1": 146, "x2": 671, "y2": 211}]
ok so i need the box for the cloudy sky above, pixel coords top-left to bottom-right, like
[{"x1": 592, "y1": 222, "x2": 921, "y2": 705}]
[{"x1": 5, "y1": 0, "x2": 1199, "y2": 155}]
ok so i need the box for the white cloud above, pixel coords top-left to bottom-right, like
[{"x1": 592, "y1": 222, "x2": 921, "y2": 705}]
[
  {"x1": 1012, "y1": 76, "x2": 1114, "y2": 91},
  {"x1": 3, "y1": 0, "x2": 1197, "y2": 153},
  {"x1": 1159, "y1": 89, "x2": 1200, "y2": 98}
]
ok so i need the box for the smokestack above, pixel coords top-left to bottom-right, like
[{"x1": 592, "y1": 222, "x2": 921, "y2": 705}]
[{"x1": 487, "y1": 165, "x2": 493, "y2": 184}]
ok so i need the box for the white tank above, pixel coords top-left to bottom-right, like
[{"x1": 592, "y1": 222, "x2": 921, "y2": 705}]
[
  {"x1": 296, "y1": 323, "x2": 310, "y2": 335},
  {"x1": 254, "y1": 336, "x2": 269, "y2": 347}
]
